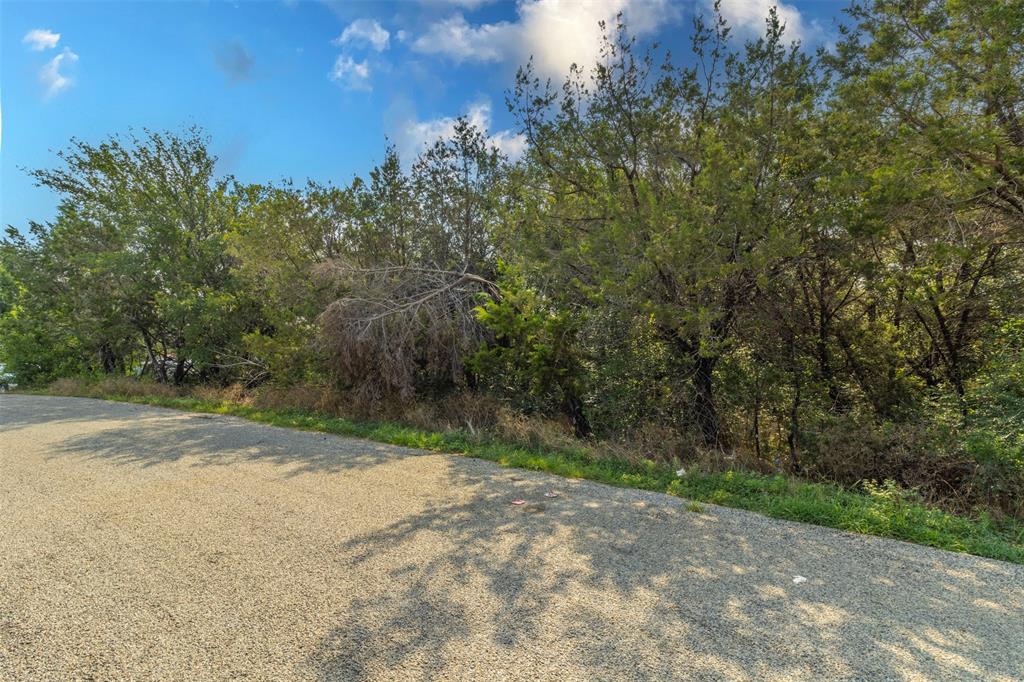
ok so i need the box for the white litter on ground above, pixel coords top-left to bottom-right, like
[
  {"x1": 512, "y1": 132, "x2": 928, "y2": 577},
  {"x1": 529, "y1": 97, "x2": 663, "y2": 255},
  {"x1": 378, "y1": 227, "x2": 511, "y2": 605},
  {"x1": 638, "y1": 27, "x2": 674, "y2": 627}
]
[{"x1": 793, "y1": 575, "x2": 807, "y2": 585}]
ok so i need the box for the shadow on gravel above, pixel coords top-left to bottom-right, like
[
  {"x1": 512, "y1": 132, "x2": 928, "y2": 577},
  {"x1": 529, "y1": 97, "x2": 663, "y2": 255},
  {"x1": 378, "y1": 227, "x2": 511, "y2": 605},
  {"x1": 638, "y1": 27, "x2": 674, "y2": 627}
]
[
  {"x1": 49, "y1": 410, "x2": 425, "y2": 476},
  {"x1": 0, "y1": 395, "x2": 161, "y2": 431},
  {"x1": 310, "y1": 466, "x2": 1024, "y2": 681}
]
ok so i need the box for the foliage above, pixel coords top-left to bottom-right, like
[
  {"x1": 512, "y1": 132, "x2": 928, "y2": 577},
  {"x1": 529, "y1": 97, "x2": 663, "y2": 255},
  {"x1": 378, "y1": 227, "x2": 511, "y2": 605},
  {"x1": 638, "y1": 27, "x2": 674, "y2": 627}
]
[
  {"x1": 2, "y1": 128, "x2": 257, "y2": 385},
  {"x1": 472, "y1": 264, "x2": 592, "y2": 436},
  {"x1": 318, "y1": 262, "x2": 497, "y2": 404},
  {"x1": 3, "y1": 2, "x2": 1024, "y2": 526}
]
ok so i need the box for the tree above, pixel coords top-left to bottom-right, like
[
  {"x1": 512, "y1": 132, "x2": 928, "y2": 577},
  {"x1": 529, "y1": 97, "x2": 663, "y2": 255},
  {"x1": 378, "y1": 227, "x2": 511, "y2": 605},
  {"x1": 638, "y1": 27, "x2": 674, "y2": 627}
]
[
  {"x1": 507, "y1": 12, "x2": 821, "y2": 447},
  {"x1": 229, "y1": 180, "x2": 357, "y2": 384},
  {"x1": 473, "y1": 265, "x2": 593, "y2": 437},
  {"x1": 17, "y1": 127, "x2": 253, "y2": 384},
  {"x1": 832, "y1": 0, "x2": 1024, "y2": 407},
  {"x1": 314, "y1": 120, "x2": 511, "y2": 402},
  {"x1": 412, "y1": 118, "x2": 505, "y2": 273}
]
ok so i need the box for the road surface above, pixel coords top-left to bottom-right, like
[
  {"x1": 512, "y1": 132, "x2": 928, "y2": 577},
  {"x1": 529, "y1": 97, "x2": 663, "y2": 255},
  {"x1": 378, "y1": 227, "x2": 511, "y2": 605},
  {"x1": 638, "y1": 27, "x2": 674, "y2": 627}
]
[{"x1": 1, "y1": 395, "x2": 1022, "y2": 680}]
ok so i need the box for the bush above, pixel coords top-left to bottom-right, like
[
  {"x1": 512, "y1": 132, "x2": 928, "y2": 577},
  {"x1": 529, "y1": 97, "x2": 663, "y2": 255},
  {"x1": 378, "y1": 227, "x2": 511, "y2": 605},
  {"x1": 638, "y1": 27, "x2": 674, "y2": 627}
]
[
  {"x1": 962, "y1": 431, "x2": 1024, "y2": 519},
  {"x1": 803, "y1": 413, "x2": 1024, "y2": 519}
]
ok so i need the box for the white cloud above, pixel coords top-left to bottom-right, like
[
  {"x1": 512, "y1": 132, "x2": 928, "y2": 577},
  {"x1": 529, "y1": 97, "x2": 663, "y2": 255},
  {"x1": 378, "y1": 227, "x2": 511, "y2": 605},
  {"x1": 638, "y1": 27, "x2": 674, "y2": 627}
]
[
  {"x1": 518, "y1": 0, "x2": 676, "y2": 79},
  {"x1": 412, "y1": 14, "x2": 515, "y2": 63},
  {"x1": 416, "y1": 0, "x2": 498, "y2": 8},
  {"x1": 401, "y1": 99, "x2": 527, "y2": 160},
  {"x1": 41, "y1": 48, "x2": 78, "y2": 98},
  {"x1": 411, "y1": 0, "x2": 679, "y2": 79},
  {"x1": 329, "y1": 55, "x2": 371, "y2": 90},
  {"x1": 488, "y1": 127, "x2": 528, "y2": 159},
  {"x1": 334, "y1": 18, "x2": 390, "y2": 52},
  {"x1": 23, "y1": 28, "x2": 61, "y2": 51},
  {"x1": 709, "y1": 0, "x2": 810, "y2": 42}
]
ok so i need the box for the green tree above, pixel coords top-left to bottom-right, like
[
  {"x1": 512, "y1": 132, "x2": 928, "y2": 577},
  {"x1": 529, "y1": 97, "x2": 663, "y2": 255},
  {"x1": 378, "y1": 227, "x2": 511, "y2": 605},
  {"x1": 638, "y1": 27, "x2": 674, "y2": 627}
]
[
  {"x1": 508, "y1": 13, "x2": 821, "y2": 446},
  {"x1": 18, "y1": 127, "x2": 253, "y2": 384}
]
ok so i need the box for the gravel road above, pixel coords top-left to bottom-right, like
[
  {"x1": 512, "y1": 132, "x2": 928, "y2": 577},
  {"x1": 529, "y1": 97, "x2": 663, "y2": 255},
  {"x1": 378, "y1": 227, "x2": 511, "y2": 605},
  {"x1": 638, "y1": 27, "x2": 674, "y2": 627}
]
[{"x1": 1, "y1": 394, "x2": 1022, "y2": 681}]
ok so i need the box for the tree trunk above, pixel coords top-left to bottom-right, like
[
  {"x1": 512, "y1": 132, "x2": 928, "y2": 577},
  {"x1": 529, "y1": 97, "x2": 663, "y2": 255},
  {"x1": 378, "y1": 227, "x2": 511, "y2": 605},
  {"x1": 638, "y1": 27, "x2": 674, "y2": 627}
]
[
  {"x1": 562, "y1": 391, "x2": 592, "y2": 439},
  {"x1": 99, "y1": 342, "x2": 119, "y2": 374},
  {"x1": 788, "y1": 375, "x2": 801, "y2": 474},
  {"x1": 817, "y1": 310, "x2": 846, "y2": 412},
  {"x1": 752, "y1": 377, "x2": 762, "y2": 462},
  {"x1": 172, "y1": 355, "x2": 188, "y2": 385},
  {"x1": 692, "y1": 354, "x2": 721, "y2": 449},
  {"x1": 656, "y1": 324, "x2": 724, "y2": 450},
  {"x1": 138, "y1": 327, "x2": 166, "y2": 383}
]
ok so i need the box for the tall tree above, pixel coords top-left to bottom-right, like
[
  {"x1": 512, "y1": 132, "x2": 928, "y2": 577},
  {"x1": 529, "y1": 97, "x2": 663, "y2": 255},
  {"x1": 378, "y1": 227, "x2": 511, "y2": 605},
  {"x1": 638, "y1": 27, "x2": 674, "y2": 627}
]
[
  {"x1": 508, "y1": 13, "x2": 822, "y2": 446},
  {"x1": 20, "y1": 127, "x2": 251, "y2": 384}
]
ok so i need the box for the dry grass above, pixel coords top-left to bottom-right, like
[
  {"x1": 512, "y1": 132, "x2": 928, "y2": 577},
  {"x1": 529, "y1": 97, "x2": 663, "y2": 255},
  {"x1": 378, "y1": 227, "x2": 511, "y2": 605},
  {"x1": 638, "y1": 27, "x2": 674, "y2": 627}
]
[
  {"x1": 493, "y1": 407, "x2": 577, "y2": 452},
  {"x1": 46, "y1": 378, "x2": 1011, "y2": 516},
  {"x1": 43, "y1": 379, "x2": 688, "y2": 468},
  {"x1": 251, "y1": 384, "x2": 336, "y2": 413},
  {"x1": 193, "y1": 383, "x2": 252, "y2": 405},
  {"x1": 48, "y1": 377, "x2": 181, "y2": 400},
  {"x1": 45, "y1": 378, "x2": 586, "y2": 462},
  {"x1": 599, "y1": 422, "x2": 687, "y2": 466}
]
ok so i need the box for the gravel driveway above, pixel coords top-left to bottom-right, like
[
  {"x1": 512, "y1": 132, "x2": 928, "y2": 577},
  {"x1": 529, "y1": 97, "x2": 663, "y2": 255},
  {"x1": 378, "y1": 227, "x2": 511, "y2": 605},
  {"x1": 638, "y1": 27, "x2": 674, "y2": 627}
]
[{"x1": 1, "y1": 394, "x2": 1022, "y2": 681}]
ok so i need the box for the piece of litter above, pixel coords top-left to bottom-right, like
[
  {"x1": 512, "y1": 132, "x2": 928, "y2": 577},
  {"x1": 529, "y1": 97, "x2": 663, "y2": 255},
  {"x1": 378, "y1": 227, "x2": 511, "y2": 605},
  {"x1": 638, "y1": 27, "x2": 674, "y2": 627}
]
[
  {"x1": 544, "y1": 491, "x2": 559, "y2": 498},
  {"x1": 511, "y1": 499, "x2": 527, "y2": 505},
  {"x1": 792, "y1": 575, "x2": 807, "y2": 585},
  {"x1": 676, "y1": 467, "x2": 687, "y2": 477}
]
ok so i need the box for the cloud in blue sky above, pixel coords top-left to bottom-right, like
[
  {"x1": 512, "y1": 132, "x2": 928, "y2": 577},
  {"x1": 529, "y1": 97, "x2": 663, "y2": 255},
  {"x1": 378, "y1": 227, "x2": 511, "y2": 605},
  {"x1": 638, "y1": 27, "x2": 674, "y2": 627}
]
[
  {"x1": 327, "y1": 1, "x2": 820, "y2": 97},
  {"x1": 412, "y1": 15, "x2": 512, "y2": 64},
  {"x1": 333, "y1": 18, "x2": 390, "y2": 52},
  {"x1": 328, "y1": 18, "x2": 390, "y2": 90},
  {"x1": 22, "y1": 27, "x2": 78, "y2": 99},
  {"x1": 409, "y1": 0, "x2": 825, "y2": 81},
  {"x1": 329, "y1": 55, "x2": 372, "y2": 91},
  {"x1": 23, "y1": 28, "x2": 61, "y2": 51},
  {"x1": 411, "y1": 0, "x2": 680, "y2": 79},
  {"x1": 712, "y1": 0, "x2": 810, "y2": 42},
  {"x1": 41, "y1": 48, "x2": 79, "y2": 98},
  {"x1": 400, "y1": 99, "x2": 526, "y2": 161}
]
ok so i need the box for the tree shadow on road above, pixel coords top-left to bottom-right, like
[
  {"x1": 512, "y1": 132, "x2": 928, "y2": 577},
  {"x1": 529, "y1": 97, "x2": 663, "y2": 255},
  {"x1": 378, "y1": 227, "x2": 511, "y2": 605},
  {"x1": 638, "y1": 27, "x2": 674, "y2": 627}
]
[
  {"x1": 308, "y1": 465, "x2": 1024, "y2": 681},
  {"x1": 46, "y1": 407, "x2": 428, "y2": 476},
  {"x1": 0, "y1": 395, "x2": 164, "y2": 431}
]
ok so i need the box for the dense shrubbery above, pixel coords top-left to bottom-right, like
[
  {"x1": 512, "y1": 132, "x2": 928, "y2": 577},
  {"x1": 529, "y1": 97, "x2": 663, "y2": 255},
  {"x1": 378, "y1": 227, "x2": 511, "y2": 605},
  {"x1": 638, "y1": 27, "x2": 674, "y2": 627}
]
[{"x1": 4, "y1": 1, "x2": 1023, "y2": 519}]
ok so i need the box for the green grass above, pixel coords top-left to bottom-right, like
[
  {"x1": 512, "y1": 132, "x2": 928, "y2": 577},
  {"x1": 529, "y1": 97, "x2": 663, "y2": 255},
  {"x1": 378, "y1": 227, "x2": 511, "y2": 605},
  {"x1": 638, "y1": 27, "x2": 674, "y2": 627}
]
[{"x1": 29, "y1": 388, "x2": 1024, "y2": 564}]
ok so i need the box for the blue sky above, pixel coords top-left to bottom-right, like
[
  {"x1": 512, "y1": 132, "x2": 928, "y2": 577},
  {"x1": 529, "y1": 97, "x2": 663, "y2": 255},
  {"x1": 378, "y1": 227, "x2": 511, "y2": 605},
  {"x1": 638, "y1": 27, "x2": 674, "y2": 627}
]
[{"x1": 1, "y1": 0, "x2": 848, "y2": 232}]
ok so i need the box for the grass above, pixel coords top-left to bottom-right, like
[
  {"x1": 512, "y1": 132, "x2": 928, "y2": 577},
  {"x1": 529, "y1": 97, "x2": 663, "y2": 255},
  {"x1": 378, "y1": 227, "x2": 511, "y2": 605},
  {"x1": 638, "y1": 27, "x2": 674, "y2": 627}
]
[{"x1": 25, "y1": 386, "x2": 1024, "y2": 564}]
